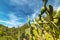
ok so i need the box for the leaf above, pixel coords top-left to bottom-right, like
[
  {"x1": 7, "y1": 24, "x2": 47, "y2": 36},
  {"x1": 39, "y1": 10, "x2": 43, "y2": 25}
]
[{"x1": 45, "y1": 31, "x2": 54, "y2": 40}]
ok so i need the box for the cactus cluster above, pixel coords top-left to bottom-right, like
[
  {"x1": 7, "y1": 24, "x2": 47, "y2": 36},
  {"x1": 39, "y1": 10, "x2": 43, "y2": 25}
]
[
  {"x1": 1, "y1": 0, "x2": 59, "y2": 40},
  {"x1": 19, "y1": 0, "x2": 60, "y2": 40}
]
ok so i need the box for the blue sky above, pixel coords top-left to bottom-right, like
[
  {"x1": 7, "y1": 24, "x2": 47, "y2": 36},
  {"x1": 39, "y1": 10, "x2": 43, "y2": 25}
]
[{"x1": 0, "y1": 0, "x2": 60, "y2": 27}]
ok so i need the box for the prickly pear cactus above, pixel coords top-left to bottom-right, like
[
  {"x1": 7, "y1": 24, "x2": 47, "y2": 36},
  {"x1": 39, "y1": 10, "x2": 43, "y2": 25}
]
[{"x1": 20, "y1": 0, "x2": 60, "y2": 40}]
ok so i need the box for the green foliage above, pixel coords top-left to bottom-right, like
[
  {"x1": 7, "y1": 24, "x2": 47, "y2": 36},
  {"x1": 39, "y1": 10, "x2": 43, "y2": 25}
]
[
  {"x1": 44, "y1": 31, "x2": 54, "y2": 40},
  {"x1": 0, "y1": 0, "x2": 60, "y2": 40}
]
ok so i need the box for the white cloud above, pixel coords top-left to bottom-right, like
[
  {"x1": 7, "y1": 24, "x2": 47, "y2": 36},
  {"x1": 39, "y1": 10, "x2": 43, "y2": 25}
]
[
  {"x1": 0, "y1": 20, "x2": 23, "y2": 28},
  {"x1": 31, "y1": 9, "x2": 40, "y2": 20},
  {"x1": 0, "y1": 12, "x2": 24, "y2": 27},
  {"x1": 9, "y1": 0, "x2": 42, "y2": 9},
  {"x1": 9, "y1": 0, "x2": 28, "y2": 5},
  {"x1": 8, "y1": 12, "x2": 22, "y2": 21},
  {"x1": 8, "y1": 13, "x2": 24, "y2": 26},
  {"x1": 31, "y1": 13, "x2": 36, "y2": 19},
  {"x1": 53, "y1": 0, "x2": 60, "y2": 10},
  {"x1": 53, "y1": 5, "x2": 60, "y2": 11},
  {"x1": 54, "y1": 0, "x2": 59, "y2": 5}
]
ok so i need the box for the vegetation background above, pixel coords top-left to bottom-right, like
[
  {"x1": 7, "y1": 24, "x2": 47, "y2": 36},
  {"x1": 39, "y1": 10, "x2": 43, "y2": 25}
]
[{"x1": 0, "y1": 0, "x2": 60, "y2": 40}]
